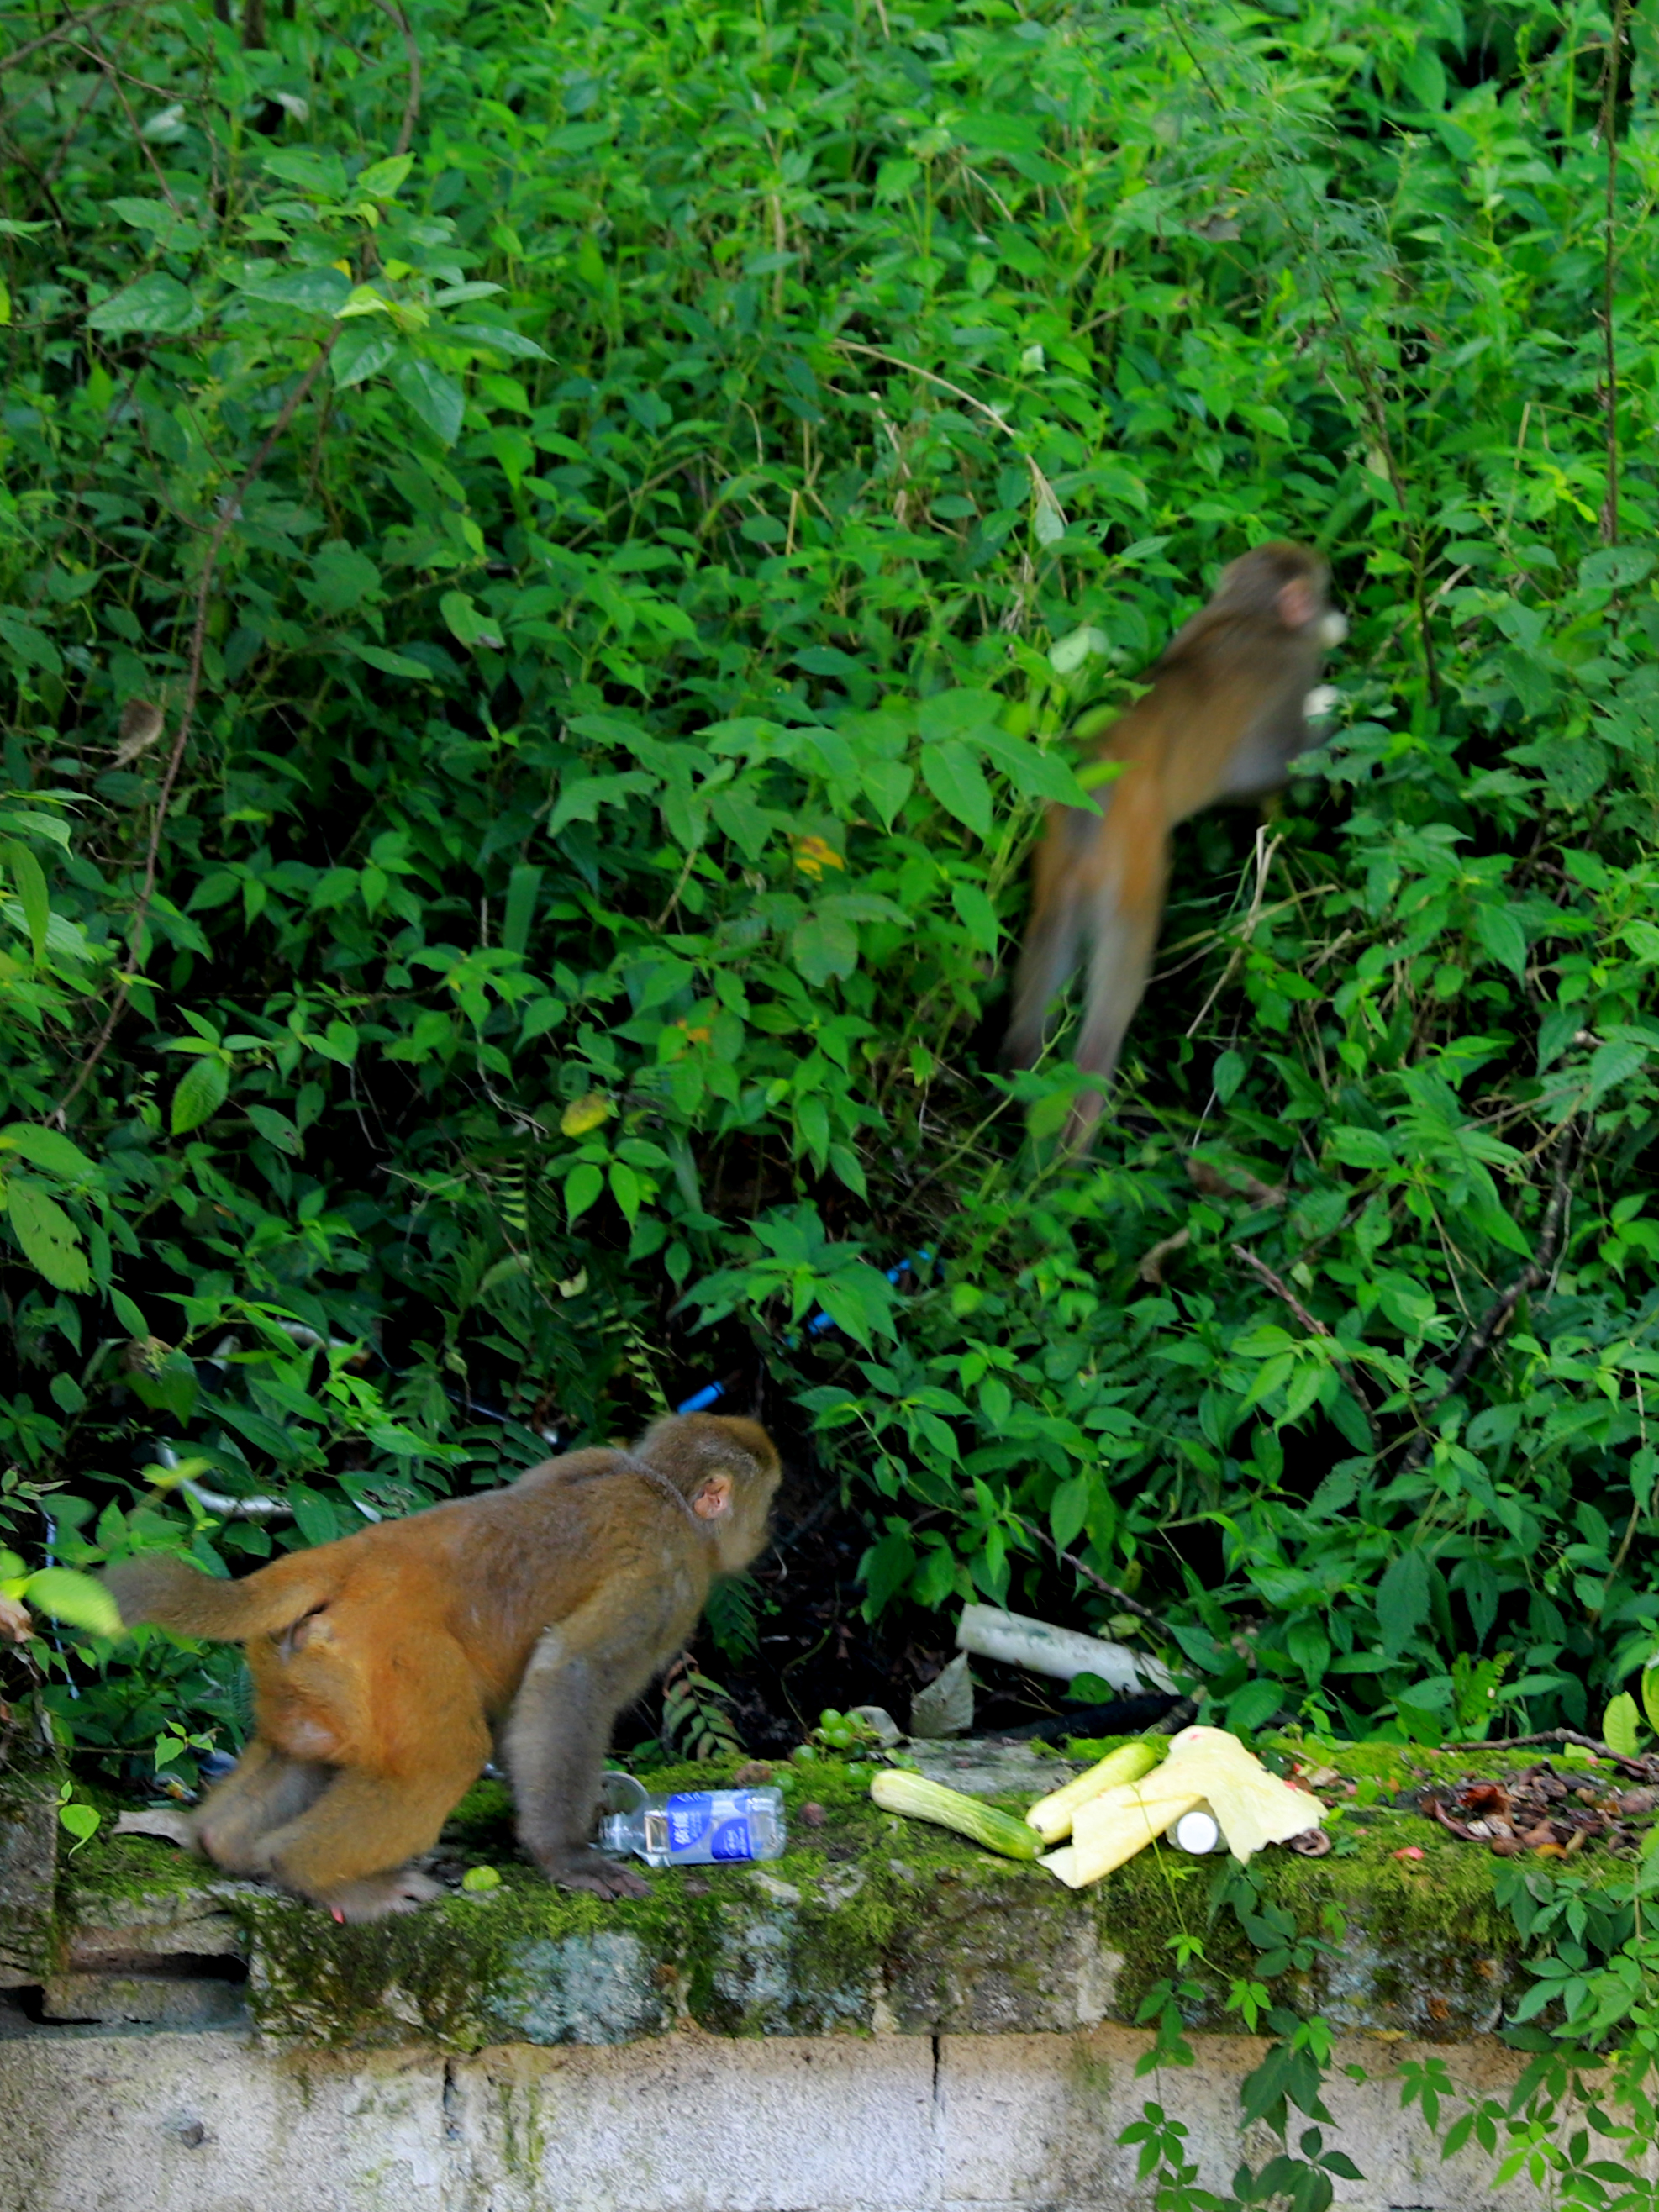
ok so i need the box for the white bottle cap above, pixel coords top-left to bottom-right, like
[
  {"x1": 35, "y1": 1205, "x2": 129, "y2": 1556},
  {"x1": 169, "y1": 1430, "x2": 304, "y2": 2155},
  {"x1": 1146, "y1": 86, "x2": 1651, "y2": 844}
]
[{"x1": 1173, "y1": 1809, "x2": 1221, "y2": 1855}]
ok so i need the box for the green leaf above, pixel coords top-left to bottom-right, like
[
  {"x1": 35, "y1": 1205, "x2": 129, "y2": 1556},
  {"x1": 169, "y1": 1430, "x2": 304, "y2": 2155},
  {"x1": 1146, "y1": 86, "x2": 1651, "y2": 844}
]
[
  {"x1": 171, "y1": 1056, "x2": 230, "y2": 1135},
  {"x1": 1603, "y1": 1691, "x2": 1641, "y2": 1759},
  {"x1": 357, "y1": 154, "x2": 415, "y2": 198},
  {"x1": 1589, "y1": 1040, "x2": 1646, "y2": 1104},
  {"x1": 391, "y1": 356, "x2": 466, "y2": 445},
  {"x1": 1224, "y1": 1679, "x2": 1285, "y2": 1733},
  {"x1": 917, "y1": 688, "x2": 1002, "y2": 745},
  {"x1": 860, "y1": 1526, "x2": 917, "y2": 1612},
  {"x1": 290, "y1": 1488, "x2": 342, "y2": 1547},
  {"x1": 261, "y1": 148, "x2": 350, "y2": 196},
  {"x1": 921, "y1": 742, "x2": 993, "y2": 839},
  {"x1": 950, "y1": 881, "x2": 1000, "y2": 956},
  {"x1": 349, "y1": 642, "x2": 434, "y2": 680},
  {"x1": 608, "y1": 1159, "x2": 641, "y2": 1223},
  {"x1": 1398, "y1": 44, "x2": 1446, "y2": 110},
  {"x1": 333, "y1": 322, "x2": 402, "y2": 388},
  {"x1": 565, "y1": 1161, "x2": 604, "y2": 1222},
  {"x1": 247, "y1": 1103, "x2": 302, "y2": 1155},
  {"x1": 87, "y1": 272, "x2": 200, "y2": 334},
  {"x1": 548, "y1": 772, "x2": 656, "y2": 840},
  {"x1": 1377, "y1": 1548, "x2": 1431, "y2": 1657},
  {"x1": 503, "y1": 865, "x2": 542, "y2": 955},
  {"x1": 1049, "y1": 625, "x2": 1110, "y2": 676},
  {"x1": 4, "y1": 1180, "x2": 91, "y2": 1292},
  {"x1": 444, "y1": 322, "x2": 551, "y2": 361},
  {"x1": 1472, "y1": 903, "x2": 1526, "y2": 980},
  {"x1": 791, "y1": 912, "x2": 858, "y2": 987},
  {"x1": 58, "y1": 1801, "x2": 101, "y2": 1846},
  {"x1": 440, "y1": 590, "x2": 504, "y2": 651},
  {"x1": 0, "y1": 613, "x2": 62, "y2": 677},
  {"x1": 1641, "y1": 1663, "x2": 1659, "y2": 1738},
  {"x1": 976, "y1": 727, "x2": 1098, "y2": 809},
  {"x1": 1536, "y1": 1004, "x2": 1580, "y2": 1071},
  {"x1": 24, "y1": 1567, "x2": 121, "y2": 1637},
  {"x1": 235, "y1": 265, "x2": 351, "y2": 313},
  {"x1": 1579, "y1": 546, "x2": 1656, "y2": 592},
  {"x1": 1066, "y1": 1671, "x2": 1114, "y2": 1702},
  {"x1": 1049, "y1": 1474, "x2": 1090, "y2": 1551},
  {"x1": 859, "y1": 757, "x2": 914, "y2": 830},
  {"x1": 128, "y1": 1348, "x2": 198, "y2": 1421},
  {"x1": 0, "y1": 1124, "x2": 94, "y2": 1178},
  {"x1": 0, "y1": 839, "x2": 50, "y2": 958}
]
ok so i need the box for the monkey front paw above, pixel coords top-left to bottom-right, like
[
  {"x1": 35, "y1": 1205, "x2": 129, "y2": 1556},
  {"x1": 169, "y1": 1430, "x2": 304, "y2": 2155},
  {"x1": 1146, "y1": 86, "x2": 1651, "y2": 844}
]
[
  {"x1": 541, "y1": 1846, "x2": 650, "y2": 1900},
  {"x1": 312, "y1": 1868, "x2": 445, "y2": 1921}
]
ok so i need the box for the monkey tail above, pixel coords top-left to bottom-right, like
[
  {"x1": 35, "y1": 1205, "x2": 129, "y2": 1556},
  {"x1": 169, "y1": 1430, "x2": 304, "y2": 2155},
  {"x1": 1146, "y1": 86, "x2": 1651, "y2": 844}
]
[{"x1": 103, "y1": 1553, "x2": 337, "y2": 1643}]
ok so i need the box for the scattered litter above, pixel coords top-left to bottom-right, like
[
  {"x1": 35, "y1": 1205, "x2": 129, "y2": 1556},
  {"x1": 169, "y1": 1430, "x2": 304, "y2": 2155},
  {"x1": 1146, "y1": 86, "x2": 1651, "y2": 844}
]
[
  {"x1": 113, "y1": 1809, "x2": 196, "y2": 1848},
  {"x1": 1418, "y1": 1762, "x2": 1651, "y2": 1859},
  {"x1": 1174, "y1": 1809, "x2": 1223, "y2": 1854},
  {"x1": 956, "y1": 1604, "x2": 1177, "y2": 1697},
  {"x1": 909, "y1": 1652, "x2": 974, "y2": 1739},
  {"x1": 850, "y1": 1705, "x2": 902, "y2": 1747}
]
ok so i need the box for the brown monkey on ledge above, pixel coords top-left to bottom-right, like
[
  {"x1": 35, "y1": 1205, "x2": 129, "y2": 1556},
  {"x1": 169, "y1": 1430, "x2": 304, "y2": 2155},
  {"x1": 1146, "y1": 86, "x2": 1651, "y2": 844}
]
[
  {"x1": 1006, "y1": 541, "x2": 1344, "y2": 1149},
  {"x1": 103, "y1": 1414, "x2": 782, "y2": 1920}
]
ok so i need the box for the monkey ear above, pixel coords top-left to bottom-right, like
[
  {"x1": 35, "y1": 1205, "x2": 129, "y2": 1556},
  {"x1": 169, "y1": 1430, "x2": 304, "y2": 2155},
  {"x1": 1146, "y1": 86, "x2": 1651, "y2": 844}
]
[
  {"x1": 692, "y1": 1472, "x2": 734, "y2": 1520},
  {"x1": 1277, "y1": 577, "x2": 1318, "y2": 629}
]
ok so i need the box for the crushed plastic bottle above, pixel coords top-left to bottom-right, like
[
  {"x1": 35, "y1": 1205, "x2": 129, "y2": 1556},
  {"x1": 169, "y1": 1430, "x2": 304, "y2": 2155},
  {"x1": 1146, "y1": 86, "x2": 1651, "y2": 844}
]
[{"x1": 598, "y1": 1773, "x2": 787, "y2": 1867}]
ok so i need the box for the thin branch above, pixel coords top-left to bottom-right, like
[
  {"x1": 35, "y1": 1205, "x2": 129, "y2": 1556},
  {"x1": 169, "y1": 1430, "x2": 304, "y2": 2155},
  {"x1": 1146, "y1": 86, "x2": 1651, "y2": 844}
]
[
  {"x1": 55, "y1": 335, "x2": 339, "y2": 1119},
  {"x1": 0, "y1": 0, "x2": 140, "y2": 75},
  {"x1": 1011, "y1": 1510, "x2": 1176, "y2": 1641},
  {"x1": 1232, "y1": 1244, "x2": 1381, "y2": 1451},
  {"x1": 1599, "y1": 0, "x2": 1630, "y2": 545},
  {"x1": 1394, "y1": 1122, "x2": 1579, "y2": 1473},
  {"x1": 1440, "y1": 1727, "x2": 1656, "y2": 1783},
  {"x1": 1183, "y1": 826, "x2": 1282, "y2": 1041},
  {"x1": 1322, "y1": 324, "x2": 1440, "y2": 706},
  {"x1": 834, "y1": 339, "x2": 1066, "y2": 523},
  {"x1": 835, "y1": 339, "x2": 1015, "y2": 437},
  {"x1": 368, "y1": 0, "x2": 422, "y2": 157}
]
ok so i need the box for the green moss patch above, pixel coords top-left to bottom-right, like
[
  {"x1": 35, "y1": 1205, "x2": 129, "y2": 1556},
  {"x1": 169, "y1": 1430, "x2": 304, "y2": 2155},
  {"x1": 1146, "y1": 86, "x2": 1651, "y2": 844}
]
[{"x1": 34, "y1": 1744, "x2": 1637, "y2": 2051}]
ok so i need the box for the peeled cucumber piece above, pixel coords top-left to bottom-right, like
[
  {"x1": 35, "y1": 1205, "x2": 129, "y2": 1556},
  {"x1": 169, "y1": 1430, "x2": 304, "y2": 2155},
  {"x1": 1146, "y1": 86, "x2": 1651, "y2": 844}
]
[
  {"x1": 870, "y1": 1768, "x2": 1042, "y2": 1859},
  {"x1": 1041, "y1": 1775, "x2": 1207, "y2": 1888},
  {"x1": 1025, "y1": 1739, "x2": 1161, "y2": 1845},
  {"x1": 1040, "y1": 1727, "x2": 1325, "y2": 1887}
]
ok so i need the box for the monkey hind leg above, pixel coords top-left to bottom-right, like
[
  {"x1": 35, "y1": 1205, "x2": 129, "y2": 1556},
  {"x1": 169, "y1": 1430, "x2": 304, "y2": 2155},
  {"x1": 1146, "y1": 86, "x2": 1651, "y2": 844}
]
[
  {"x1": 250, "y1": 1635, "x2": 491, "y2": 1916},
  {"x1": 195, "y1": 1739, "x2": 331, "y2": 1872},
  {"x1": 254, "y1": 1755, "x2": 483, "y2": 1920},
  {"x1": 1065, "y1": 831, "x2": 1168, "y2": 1150},
  {"x1": 1006, "y1": 872, "x2": 1084, "y2": 1071}
]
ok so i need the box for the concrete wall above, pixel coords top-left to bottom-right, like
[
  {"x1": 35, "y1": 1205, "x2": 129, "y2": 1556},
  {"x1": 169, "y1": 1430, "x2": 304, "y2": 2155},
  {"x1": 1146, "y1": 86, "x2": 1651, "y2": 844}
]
[{"x1": 0, "y1": 2014, "x2": 1551, "y2": 2212}]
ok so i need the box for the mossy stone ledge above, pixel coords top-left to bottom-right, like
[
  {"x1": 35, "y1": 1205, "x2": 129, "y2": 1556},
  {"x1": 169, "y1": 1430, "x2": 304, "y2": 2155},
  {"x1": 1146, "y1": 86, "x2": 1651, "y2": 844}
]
[{"x1": 29, "y1": 1740, "x2": 1609, "y2": 2052}]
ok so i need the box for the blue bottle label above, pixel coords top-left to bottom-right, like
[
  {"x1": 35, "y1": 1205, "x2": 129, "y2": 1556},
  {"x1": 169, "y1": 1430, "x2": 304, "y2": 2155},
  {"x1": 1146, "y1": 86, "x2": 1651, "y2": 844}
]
[
  {"x1": 710, "y1": 1814, "x2": 754, "y2": 1861},
  {"x1": 665, "y1": 1793, "x2": 711, "y2": 1851},
  {"x1": 659, "y1": 1791, "x2": 761, "y2": 1862}
]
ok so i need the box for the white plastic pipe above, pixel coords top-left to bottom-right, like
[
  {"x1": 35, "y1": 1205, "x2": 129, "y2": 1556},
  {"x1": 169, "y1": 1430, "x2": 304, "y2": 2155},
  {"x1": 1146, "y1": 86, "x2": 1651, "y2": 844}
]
[{"x1": 956, "y1": 1604, "x2": 1178, "y2": 1695}]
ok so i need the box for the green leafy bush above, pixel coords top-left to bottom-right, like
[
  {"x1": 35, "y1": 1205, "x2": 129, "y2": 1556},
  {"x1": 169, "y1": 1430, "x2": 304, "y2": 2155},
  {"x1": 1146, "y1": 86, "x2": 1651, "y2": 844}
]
[{"x1": 1, "y1": 0, "x2": 1656, "y2": 1765}]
